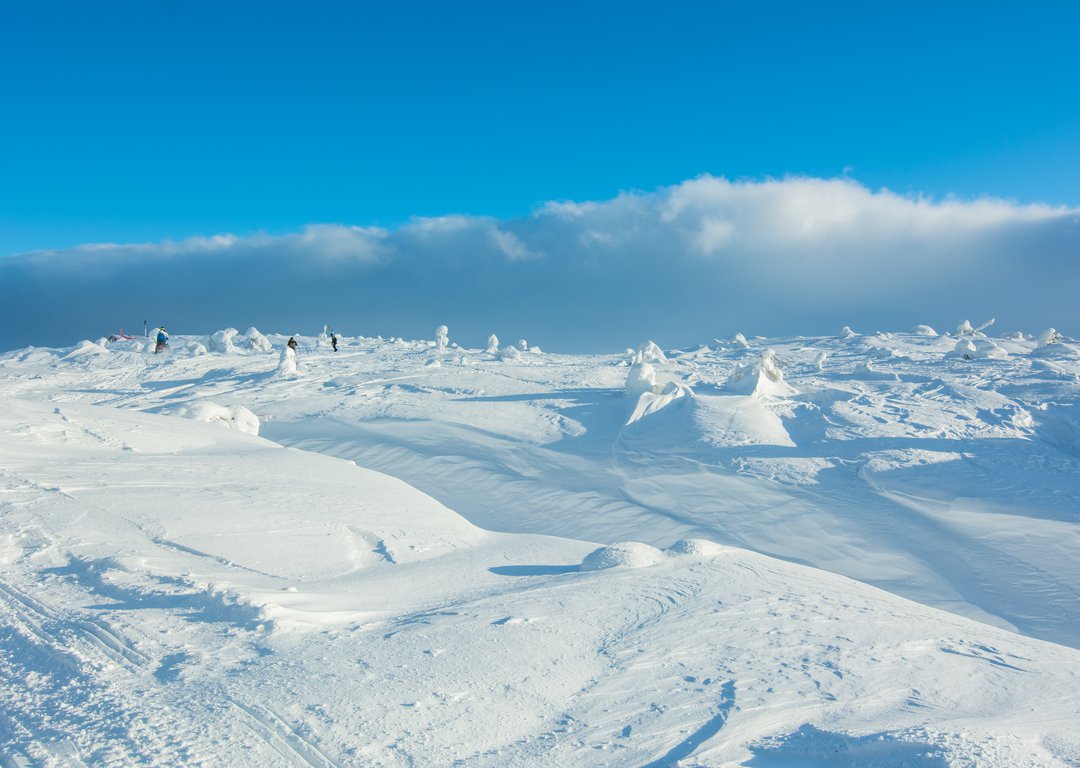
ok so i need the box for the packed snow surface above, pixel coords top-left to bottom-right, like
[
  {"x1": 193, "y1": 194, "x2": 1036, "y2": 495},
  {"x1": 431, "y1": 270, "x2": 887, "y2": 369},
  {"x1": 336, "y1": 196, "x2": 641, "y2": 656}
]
[{"x1": 2, "y1": 328, "x2": 1079, "y2": 766}]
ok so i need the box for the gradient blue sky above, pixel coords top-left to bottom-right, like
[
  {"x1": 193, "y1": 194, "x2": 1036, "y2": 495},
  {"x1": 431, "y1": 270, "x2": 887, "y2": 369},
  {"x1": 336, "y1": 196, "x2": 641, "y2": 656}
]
[
  {"x1": 2, "y1": 0, "x2": 1080, "y2": 258},
  {"x1": 2, "y1": 0, "x2": 1078, "y2": 258}
]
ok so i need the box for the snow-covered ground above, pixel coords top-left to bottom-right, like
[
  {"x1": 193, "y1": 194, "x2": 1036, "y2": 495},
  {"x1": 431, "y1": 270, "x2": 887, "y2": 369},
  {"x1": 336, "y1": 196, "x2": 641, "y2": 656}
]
[{"x1": 1, "y1": 327, "x2": 1079, "y2": 766}]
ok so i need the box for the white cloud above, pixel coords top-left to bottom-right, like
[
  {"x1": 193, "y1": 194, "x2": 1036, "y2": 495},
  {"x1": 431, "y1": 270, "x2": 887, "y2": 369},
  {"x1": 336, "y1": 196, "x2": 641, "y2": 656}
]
[{"x1": 3, "y1": 175, "x2": 1078, "y2": 351}]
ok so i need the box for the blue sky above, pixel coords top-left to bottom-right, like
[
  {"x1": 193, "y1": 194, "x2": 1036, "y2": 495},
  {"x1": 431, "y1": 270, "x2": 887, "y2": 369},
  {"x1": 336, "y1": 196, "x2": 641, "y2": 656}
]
[{"x1": 2, "y1": 0, "x2": 1079, "y2": 258}]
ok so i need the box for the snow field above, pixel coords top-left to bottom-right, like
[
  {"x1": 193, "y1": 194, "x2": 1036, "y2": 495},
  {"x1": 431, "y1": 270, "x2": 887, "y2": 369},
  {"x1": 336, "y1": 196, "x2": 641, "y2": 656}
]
[{"x1": 1, "y1": 327, "x2": 1079, "y2": 765}]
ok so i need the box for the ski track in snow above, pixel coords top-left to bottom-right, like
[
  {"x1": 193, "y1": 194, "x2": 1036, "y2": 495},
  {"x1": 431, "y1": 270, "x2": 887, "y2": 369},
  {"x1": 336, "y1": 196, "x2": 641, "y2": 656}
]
[{"x1": 1, "y1": 330, "x2": 1080, "y2": 766}]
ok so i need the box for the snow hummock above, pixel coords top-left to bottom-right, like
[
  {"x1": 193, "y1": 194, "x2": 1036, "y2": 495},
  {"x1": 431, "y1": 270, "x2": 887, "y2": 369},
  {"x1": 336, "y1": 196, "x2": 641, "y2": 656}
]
[
  {"x1": 626, "y1": 380, "x2": 693, "y2": 425},
  {"x1": 435, "y1": 325, "x2": 449, "y2": 352},
  {"x1": 580, "y1": 541, "x2": 665, "y2": 570},
  {"x1": 724, "y1": 349, "x2": 798, "y2": 397},
  {"x1": 486, "y1": 334, "x2": 499, "y2": 354},
  {"x1": 173, "y1": 402, "x2": 261, "y2": 435}
]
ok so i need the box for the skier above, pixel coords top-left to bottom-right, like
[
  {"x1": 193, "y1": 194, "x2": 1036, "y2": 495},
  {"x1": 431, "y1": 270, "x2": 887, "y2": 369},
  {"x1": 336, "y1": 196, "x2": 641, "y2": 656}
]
[
  {"x1": 154, "y1": 327, "x2": 169, "y2": 354},
  {"x1": 287, "y1": 336, "x2": 298, "y2": 351},
  {"x1": 331, "y1": 334, "x2": 338, "y2": 352}
]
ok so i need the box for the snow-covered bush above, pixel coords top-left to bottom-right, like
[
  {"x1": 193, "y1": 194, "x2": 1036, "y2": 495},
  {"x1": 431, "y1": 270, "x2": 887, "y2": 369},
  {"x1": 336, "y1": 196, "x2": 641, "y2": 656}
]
[
  {"x1": 957, "y1": 320, "x2": 975, "y2": 336},
  {"x1": 625, "y1": 360, "x2": 658, "y2": 398},
  {"x1": 517, "y1": 339, "x2": 528, "y2": 351},
  {"x1": 210, "y1": 328, "x2": 241, "y2": 354},
  {"x1": 277, "y1": 346, "x2": 298, "y2": 377},
  {"x1": 637, "y1": 340, "x2": 667, "y2": 364},
  {"x1": 724, "y1": 349, "x2": 797, "y2": 398},
  {"x1": 1037, "y1": 328, "x2": 1061, "y2": 348},
  {"x1": 499, "y1": 345, "x2": 521, "y2": 361},
  {"x1": 947, "y1": 338, "x2": 1007, "y2": 360},
  {"x1": 486, "y1": 334, "x2": 499, "y2": 354},
  {"x1": 435, "y1": 325, "x2": 449, "y2": 352},
  {"x1": 947, "y1": 339, "x2": 977, "y2": 359},
  {"x1": 245, "y1": 327, "x2": 272, "y2": 353},
  {"x1": 182, "y1": 340, "x2": 208, "y2": 356}
]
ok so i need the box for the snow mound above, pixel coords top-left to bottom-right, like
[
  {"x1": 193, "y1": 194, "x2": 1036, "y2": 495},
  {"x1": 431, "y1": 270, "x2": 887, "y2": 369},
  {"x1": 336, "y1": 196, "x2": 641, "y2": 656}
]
[
  {"x1": 839, "y1": 326, "x2": 858, "y2": 339},
  {"x1": 911, "y1": 324, "x2": 939, "y2": 336},
  {"x1": 245, "y1": 327, "x2": 273, "y2": 353},
  {"x1": 625, "y1": 361, "x2": 658, "y2": 398},
  {"x1": 580, "y1": 542, "x2": 665, "y2": 571},
  {"x1": 854, "y1": 361, "x2": 900, "y2": 381},
  {"x1": 276, "y1": 347, "x2": 298, "y2": 377},
  {"x1": 626, "y1": 380, "x2": 693, "y2": 425},
  {"x1": 637, "y1": 340, "x2": 667, "y2": 363},
  {"x1": 485, "y1": 334, "x2": 499, "y2": 354},
  {"x1": 499, "y1": 345, "x2": 522, "y2": 361},
  {"x1": 174, "y1": 403, "x2": 260, "y2": 435},
  {"x1": 210, "y1": 328, "x2": 242, "y2": 354},
  {"x1": 182, "y1": 340, "x2": 208, "y2": 356},
  {"x1": 724, "y1": 349, "x2": 798, "y2": 398},
  {"x1": 948, "y1": 338, "x2": 1008, "y2": 360},
  {"x1": 1037, "y1": 328, "x2": 1062, "y2": 348},
  {"x1": 62, "y1": 340, "x2": 110, "y2": 359},
  {"x1": 666, "y1": 538, "x2": 728, "y2": 557}
]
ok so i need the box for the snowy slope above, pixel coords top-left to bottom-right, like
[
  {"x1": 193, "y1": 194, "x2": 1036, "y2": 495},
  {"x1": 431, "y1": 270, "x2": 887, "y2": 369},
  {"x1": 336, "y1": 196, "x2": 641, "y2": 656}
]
[{"x1": 1, "y1": 328, "x2": 1079, "y2": 766}]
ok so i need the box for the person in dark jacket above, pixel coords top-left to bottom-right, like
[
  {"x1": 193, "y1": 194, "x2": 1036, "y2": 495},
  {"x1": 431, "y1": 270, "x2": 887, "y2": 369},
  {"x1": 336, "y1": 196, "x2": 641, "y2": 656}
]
[
  {"x1": 331, "y1": 334, "x2": 338, "y2": 352},
  {"x1": 287, "y1": 336, "x2": 298, "y2": 351}
]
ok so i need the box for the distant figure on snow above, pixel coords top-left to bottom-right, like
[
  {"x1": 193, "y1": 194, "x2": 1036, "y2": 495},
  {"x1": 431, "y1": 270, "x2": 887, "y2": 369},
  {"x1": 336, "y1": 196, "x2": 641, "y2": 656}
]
[
  {"x1": 154, "y1": 327, "x2": 169, "y2": 354},
  {"x1": 287, "y1": 336, "x2": 298, "y2": 351},
  {"x1": 331, "y1": 334, "x2": 338, "y2": 352}
]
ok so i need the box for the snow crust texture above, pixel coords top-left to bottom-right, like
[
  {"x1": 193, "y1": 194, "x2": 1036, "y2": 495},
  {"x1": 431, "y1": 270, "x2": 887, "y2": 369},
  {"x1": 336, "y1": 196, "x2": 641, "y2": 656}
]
[{"x1": 1, "y1": 328, "x2": 1079, "y2": 766}]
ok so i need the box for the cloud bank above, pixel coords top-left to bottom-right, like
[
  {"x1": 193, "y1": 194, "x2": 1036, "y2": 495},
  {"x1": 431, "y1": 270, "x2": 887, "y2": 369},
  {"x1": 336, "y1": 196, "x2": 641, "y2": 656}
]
[{"x1": 3, "y1": 176, "x2": 1078, "y2": 351}]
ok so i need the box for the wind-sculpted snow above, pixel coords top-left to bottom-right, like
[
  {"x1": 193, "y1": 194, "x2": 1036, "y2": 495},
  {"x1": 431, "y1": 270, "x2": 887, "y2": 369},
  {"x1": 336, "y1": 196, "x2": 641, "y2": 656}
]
[{"x1": 1, "y1": 329, "x2": 1080, "y2": 765}]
